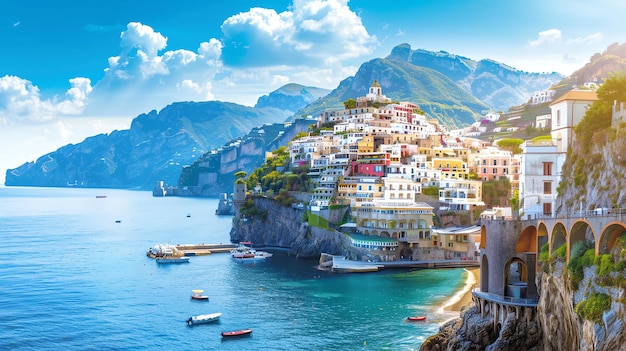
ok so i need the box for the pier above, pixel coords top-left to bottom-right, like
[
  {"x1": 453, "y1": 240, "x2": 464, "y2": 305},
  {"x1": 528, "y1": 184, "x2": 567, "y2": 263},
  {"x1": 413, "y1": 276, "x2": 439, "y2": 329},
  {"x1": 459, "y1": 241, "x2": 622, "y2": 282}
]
[
  {"x1": 175, "y1": 243, "x2": 236, "y2": 256},
  {"x1": 319, "y1": 253, "x2": 479, "y2": 273}
]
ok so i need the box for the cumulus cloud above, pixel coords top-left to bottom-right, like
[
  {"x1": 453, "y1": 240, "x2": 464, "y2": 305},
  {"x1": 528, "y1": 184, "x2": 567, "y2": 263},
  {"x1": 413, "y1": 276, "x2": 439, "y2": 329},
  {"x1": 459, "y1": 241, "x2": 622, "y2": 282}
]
[
  {"x1": 221, "y1": 0, "x2": 377, "y2": 67},
  {"x1": 0, "y1": 75, "x2": 92, "y2": 125},
  {"x1": 528, "y1": 29, "x2": 562, "y2": 47},
  {"x1": 86, "y1": 22, "x2": 224, "y2": 116}
]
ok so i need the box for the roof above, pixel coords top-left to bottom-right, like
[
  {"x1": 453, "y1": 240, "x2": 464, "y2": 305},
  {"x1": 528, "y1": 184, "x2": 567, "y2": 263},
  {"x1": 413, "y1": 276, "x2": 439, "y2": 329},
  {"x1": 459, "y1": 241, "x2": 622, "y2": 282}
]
[
  {"x1": 550, "y1": 90, "x2": 598, "y2": 106},
  {"x1": 371, "y1": 80, "x2": 380, "y2": 87}
]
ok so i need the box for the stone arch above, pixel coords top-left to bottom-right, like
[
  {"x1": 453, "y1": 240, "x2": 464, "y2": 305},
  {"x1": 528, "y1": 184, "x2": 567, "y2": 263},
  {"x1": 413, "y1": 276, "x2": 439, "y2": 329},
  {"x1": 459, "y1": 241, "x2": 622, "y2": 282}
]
[
  {"x1": 504, "y1": 257, "x2": 528, "y2": 298},
  {"x1": 363, "y1": 230, "x2": 370, "y2": 235},
  {"x1": 380, "y1": 231, "x2": 390, "y2": 238},
  {"x1": 569, "y1": 220, "x2": 593, "y2": 260},
  {"x1": 480, "y1": 225, "x2": 487, "y2": 249},
  {"x1": 516, "y1": 226, "x2": 537, "y2": 253},
  {"x1": 391, "y1": 231, "x2": 398, "y2": 239},
  {"x1": 481, "y1": 254, "x2": 489, "y2": 293},
  {"x1": 598, "y1": 223, "x2": 626, "y2": 255},
  {"x1": 550, "y1": 222, "x2": 567, "y2": 255}
]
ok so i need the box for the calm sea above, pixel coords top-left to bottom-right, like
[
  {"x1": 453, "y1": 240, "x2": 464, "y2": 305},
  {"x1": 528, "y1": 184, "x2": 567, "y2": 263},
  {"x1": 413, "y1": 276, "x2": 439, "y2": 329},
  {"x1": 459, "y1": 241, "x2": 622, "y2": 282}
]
[{"x1": 0, "y1": 187, "x2": 466, "y2": 351}]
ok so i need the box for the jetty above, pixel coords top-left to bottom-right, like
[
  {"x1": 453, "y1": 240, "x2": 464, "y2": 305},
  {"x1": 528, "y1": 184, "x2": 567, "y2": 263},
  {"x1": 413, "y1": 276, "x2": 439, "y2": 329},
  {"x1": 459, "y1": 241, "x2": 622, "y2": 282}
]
[
  {"x1": 319, "y1": 253, "x2": 479, "y2": 273},
  {"x1": 175, "y1": 243, "x2": 236, "y2": 256}
]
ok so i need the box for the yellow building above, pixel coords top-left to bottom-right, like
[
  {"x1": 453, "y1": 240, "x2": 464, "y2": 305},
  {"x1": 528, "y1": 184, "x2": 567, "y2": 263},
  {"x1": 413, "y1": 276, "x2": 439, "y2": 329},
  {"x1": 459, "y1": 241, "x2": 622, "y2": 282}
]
[
  {"x1": 354, "y1": 199, "x2": 433, "y2": 244},
  {"x1": 431, "y1": 157, "x2": 469, "y2": 180}
]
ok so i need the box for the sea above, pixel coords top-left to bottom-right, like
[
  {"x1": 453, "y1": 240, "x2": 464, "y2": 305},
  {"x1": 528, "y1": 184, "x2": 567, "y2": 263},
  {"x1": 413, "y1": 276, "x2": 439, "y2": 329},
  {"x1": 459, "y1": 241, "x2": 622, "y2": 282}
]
[{"x1": 0, "y1": 187, "x2": 467, "y2": 351}]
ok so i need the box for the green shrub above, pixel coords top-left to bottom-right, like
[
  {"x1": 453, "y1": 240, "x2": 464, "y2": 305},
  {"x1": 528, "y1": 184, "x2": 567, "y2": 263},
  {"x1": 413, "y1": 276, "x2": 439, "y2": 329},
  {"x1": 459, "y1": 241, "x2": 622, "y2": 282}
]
[
  {"x1": 597, "y1": 254, "x2": 615, "y2": 277},
  {"x1": 575, "y1": 292, "x2": 611, "y2": 323},
  {"x1": 539, "y1": 242, "x2": 550, "y2": 262},
  {"x1": 553, "y1": 243, "x2": 567, "y2": 259}
]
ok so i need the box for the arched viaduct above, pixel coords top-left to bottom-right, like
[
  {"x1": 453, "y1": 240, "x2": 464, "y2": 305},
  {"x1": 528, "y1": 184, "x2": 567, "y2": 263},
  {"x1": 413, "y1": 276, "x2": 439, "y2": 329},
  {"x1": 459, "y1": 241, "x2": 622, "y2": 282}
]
[{"x1": 472, "y1": 211, "x2": 626, "y2": 331}]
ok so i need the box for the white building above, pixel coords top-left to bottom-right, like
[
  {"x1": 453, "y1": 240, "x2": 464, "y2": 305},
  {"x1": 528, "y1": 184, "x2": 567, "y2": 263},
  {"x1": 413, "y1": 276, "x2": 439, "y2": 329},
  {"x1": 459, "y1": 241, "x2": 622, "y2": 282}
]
[
  {"x1": 519, "y1": 139, "x2": 562, "y2": 218},
  {"x1": 549, "y1": 90, "x2": 598, "y2": 153}
]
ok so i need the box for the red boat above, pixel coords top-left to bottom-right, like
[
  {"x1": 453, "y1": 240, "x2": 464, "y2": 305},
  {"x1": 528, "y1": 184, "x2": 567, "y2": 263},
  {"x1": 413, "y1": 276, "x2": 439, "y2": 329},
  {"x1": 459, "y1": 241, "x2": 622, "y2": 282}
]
[
  {"x1": 407, "y1": 316, "x2": 426, "y2": 321},
  {"x1": 221, "y1": 329, "x2": 253, "y2": 337},
  {"x1": 190, "y1": 289, "x2": 209, "y2": 301}
]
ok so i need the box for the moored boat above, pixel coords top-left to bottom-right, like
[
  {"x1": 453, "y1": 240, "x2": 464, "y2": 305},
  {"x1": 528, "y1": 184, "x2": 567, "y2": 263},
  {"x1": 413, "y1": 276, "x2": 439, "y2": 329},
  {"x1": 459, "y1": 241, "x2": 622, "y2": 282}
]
[
  {"x1": 155, "y1": 256, "x2": 190, "y2": 264},
  {"x1": 191, "y1": 289, "x2": 209, "y2": 300},
  {"x1": 221, "y1": 329, "x2": 252, "y2": 337},
  {"x1": 406, "y1": 316, "x2": 426, "y2": 321},
  {"x1": 186, "y1": 312, "x2": 222, "y2": 326},
  {"x1": 231, "y1": 242, "x2": 273, "y2": 261}
]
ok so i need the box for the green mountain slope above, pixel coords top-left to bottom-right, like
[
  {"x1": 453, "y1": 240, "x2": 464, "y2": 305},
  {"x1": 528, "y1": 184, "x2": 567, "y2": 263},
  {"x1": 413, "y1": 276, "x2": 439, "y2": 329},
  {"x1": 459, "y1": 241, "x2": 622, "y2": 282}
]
[{"x1": 295, "y1": 57, "x2": 491, "y2": 128}]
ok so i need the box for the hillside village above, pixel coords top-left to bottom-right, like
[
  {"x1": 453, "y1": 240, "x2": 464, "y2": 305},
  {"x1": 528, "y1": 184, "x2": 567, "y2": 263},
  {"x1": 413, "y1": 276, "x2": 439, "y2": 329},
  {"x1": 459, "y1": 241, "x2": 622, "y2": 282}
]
[{"x1": 232, "y1": 78, "x2": 624, "y2": 264}]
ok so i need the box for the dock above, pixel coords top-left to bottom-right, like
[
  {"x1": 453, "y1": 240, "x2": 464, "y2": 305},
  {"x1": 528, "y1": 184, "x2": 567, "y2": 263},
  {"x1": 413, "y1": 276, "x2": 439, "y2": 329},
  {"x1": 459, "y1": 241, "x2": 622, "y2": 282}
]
[
  {"x1": 175, "y1": 243, "x2": 236, "y2": 256},
  {"x1": 319, "y1": 253, "x2": 479, "y2": 273}
]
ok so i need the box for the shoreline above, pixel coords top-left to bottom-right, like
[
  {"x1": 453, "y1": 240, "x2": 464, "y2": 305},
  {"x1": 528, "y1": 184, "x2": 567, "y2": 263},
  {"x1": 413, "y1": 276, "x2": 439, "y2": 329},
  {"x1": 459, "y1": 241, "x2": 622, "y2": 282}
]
[{"x1": 438, "y1": 267, "x2": 479, "y2": 313}]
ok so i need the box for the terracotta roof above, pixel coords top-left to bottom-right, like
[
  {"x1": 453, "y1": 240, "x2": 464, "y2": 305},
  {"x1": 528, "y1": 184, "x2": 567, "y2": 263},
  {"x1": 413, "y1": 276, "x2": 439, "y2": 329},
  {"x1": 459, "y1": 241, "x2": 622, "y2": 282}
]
[{"x1": 550, "y1": 90, "x2": 598, "y2": 106}]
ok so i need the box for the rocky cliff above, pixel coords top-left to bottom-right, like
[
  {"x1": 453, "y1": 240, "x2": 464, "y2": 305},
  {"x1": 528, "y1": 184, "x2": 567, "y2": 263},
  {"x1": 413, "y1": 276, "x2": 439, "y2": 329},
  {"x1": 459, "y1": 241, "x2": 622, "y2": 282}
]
[
  {"x1": 230, "y1": 197, "x2": 354, "y2": 258},
  {"x1": 174, "y1": 118, "x2": 315, "y2": 196}
]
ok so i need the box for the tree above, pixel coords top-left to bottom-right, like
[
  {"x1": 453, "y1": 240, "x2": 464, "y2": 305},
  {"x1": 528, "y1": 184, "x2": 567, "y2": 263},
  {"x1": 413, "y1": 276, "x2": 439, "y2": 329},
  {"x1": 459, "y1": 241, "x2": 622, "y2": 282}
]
[
  {"x1": 575, "y1": 72, "x2": 626, "y2": 151},
  {"x1": 343, "y1": 98, "x2": 356, "y2": 109},
  {"x1": 496, "y1": 138, "x2": 524, "y2": 154}
]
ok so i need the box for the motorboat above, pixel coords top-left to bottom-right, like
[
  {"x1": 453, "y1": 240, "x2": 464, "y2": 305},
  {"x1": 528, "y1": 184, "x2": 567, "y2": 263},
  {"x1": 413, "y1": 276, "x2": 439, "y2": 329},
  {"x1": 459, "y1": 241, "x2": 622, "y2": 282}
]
[
  {"x1": 191, "y1": 289, "x2": 209, "y2": 301},
  {"x1": 231, "y1": 242, "x2": 273, "y2": 261},
  {"x1": 406, "y1": 316, "x2": 426, "y2": 321},
  {"x1": 221, "y1": 329, "x2": 252, "y2": 337},
  {"x1": 155, "y1": 256, "x2": 190, "y2": 264},
  {"x1": 186, "y1": 312, "x2": 221, "y2": 326}
]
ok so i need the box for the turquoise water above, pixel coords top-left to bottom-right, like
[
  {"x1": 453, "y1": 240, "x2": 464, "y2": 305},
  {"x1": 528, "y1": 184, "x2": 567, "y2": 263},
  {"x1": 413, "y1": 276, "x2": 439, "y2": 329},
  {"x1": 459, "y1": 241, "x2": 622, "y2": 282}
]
[{"x1": 0, "y1": 187, "x2": 466, "y2": 350}]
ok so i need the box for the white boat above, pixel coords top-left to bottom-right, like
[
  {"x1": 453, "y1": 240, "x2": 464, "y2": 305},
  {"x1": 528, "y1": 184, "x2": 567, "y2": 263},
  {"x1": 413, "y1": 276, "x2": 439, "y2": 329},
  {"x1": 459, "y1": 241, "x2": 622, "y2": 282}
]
[
  {"x1": 186, "y1": 312, "x2": 222, "y2": 326},
  {"x1": 155, "y1": 256, "x2": 190, "y2": 264},
  {"x1": 231, "y1": 242, "x2": 273, "y2": 261}
]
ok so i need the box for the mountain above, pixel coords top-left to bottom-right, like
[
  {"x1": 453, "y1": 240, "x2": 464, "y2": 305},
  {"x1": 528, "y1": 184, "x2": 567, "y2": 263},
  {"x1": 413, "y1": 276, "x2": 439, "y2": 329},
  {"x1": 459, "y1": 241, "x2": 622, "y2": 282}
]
[
  {"x1": 295, "y1": 57, "x2": 492, "y2": 128},
  {"x1": 5, "y1": 101, "x2": 292, "y2": 189},
  {"x1": 387, "y1": 43, "x2": 564, "y2": 112},
  {"x1": 554, "y1": 42, "x2": 626, "y2": 93},
  {"x1": 255, "y1": 83, "x2": 330, "y2": 114}
]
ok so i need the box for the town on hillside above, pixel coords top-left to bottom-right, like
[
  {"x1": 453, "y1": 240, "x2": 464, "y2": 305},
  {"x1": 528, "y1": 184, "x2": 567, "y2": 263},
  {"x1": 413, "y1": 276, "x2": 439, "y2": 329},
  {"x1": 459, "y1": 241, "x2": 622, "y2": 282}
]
[{"x1": 231, "y1": 79, "x2": 624, "y2": 265}]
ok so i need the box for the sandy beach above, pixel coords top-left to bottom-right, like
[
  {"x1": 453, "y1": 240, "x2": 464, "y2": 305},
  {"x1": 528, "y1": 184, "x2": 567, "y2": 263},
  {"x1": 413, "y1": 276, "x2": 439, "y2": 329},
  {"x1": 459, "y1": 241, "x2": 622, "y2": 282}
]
[{"x1": 440, "y1": 267, "x2": 480, "y2": 312}]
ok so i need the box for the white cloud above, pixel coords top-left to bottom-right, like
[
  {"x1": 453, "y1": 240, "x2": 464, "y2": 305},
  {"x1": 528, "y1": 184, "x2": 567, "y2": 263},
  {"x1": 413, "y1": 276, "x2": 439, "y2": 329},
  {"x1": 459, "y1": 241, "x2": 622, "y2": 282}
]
[
  {"x1": 86, "y1": 23, "x2": 225, "y2": 117},
  {"x1": 565, "y1": 32, "x2": 603, "y2": 45},
  {"x1": 528, "y1": 29, "x2": 562, "y2": 47},
  {"x1": 0, "y1": 75, "x2": 92, "y2": 125},
  {"x1": 220, "y1": 0, "x2": 377, "y2": 67}
]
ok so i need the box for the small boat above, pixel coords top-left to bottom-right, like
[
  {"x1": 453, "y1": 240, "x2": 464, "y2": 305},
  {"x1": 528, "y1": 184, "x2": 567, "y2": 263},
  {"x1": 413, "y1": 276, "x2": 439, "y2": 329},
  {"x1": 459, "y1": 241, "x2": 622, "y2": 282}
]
[
  {"x1": 221, "y1": 329, "x2": 252, "y2": 337},
  {"x1": 155, "y1": 256, "x2": 190, "y2": 264},
  {"x1": 186, "y1": 312, "x2": 222, "y2": 326},
  {"x1": 231, "y1": 242, "x2": 273, "y2": 261},
  {"x1": 96, "y1": 195, "x2": 107, "y2": 198},
  {"x1": 191, "y1": 289, "x2": 209, "y2": 301},
  {"x1": 406, "y1": 316, "x2": 426, "y2": 321}
]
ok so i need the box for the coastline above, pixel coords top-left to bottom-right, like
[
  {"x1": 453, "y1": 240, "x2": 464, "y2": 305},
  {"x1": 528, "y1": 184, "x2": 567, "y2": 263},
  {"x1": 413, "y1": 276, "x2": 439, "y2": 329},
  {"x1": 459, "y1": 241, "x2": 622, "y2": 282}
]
[{"x1": 439, "y1": 267, "x2": 479, "y2": 313}]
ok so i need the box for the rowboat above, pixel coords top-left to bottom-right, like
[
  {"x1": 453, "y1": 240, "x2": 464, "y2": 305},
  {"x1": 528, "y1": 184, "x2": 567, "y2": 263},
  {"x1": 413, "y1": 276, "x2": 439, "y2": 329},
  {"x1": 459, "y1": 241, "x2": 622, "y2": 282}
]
[
  {"x1": 406, "y1": 316, "x2": 426, "y2": 321},
  {"x1": 191, "y1": 289, "x2": 209, "y2": 301},
  {"x1": 221, "y1": 329, "x2": 253, "y2": 337},
  {"x1": 186, "y1": 312, "x2": 222, "y2": 326}
]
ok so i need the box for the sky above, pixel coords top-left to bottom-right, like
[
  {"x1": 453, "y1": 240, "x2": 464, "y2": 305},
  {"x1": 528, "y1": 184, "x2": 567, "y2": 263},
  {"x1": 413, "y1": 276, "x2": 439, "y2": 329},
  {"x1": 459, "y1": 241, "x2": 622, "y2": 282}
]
[{"x1": 1, "y1": 0, "x2": 625, "y2": 184}]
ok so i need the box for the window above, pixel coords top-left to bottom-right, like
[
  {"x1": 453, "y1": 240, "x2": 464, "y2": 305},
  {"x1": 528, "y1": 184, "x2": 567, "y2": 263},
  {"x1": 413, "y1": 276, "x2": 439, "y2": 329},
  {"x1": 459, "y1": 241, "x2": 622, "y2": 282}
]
[
  {"x1": 493, "y1": 160, "x2": 497, "y2": 166},
  {"x1": 543, "y1": 203, "x2": 552, "y2": 216},
  {"x1": 556, "y1": 110, "x2": 561, "y2": 125},
  {"x1": 493, "y1": 168, "x2": 497, "y2": 174},
  {"x1": 482, "y1": 160, "x2": 486, "y2": 165},
  {"x1": 504, "y1": 160, "x2": 507, "y2": 166},
  {"x1": 544, "y1": 181, "x2": 552, "y2": 194},
  {"x1": 543, "y1": 162, "x2": 552, "y2": 176},
  {"x1": 483, "y1": 168, "x2": 487, "y2": 174}
]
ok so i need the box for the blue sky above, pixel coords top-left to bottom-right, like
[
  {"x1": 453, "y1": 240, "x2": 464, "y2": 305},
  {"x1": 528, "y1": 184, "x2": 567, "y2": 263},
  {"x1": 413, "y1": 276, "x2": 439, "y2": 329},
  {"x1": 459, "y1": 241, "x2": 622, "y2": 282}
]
[{"x1": 0, "y1": 0, "x2": 624, "y2": 184}]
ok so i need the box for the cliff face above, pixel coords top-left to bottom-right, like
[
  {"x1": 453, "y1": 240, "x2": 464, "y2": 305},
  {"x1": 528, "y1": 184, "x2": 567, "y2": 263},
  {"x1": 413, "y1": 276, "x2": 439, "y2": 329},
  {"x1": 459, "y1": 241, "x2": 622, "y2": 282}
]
[
  {"x1": 176, "y1": 118, "x2": 315, "y2": 196},
  {"x1": 538, "y1": 263, "x2": 626, "y2": 351},
  {"x1": 230, "y1": 197, "x2": 352, "y2": 258}
]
